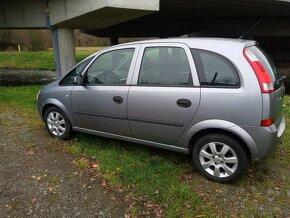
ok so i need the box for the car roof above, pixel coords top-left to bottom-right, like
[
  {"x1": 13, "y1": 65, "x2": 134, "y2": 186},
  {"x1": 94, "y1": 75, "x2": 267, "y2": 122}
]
[
  {"x1": 93, "y1": 37, "x2": 256, "y2": 56},
  {"x1": 113, "y1": 37, "x2": 255, "y2": 48},
  {"x1": 127, "y1": 37, "x2": 252, "y2": 45}
]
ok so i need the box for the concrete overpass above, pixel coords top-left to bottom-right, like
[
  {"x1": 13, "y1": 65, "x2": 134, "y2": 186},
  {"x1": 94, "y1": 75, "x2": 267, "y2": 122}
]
[{"x1": 1, "y1": 0, "x2": 290, "y2": 77}]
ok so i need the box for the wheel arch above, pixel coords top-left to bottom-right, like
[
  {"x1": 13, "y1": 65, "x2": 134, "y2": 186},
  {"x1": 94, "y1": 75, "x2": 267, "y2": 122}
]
[
  {"x1": 183, "y1": 120, "x2": 260, "y2": 161},
  {"x1": 41, "y1": 98, "x2": 74, "y2": 126},
  {"x1": 189, "y1": 128, "x2": 251, "y2": 158}
]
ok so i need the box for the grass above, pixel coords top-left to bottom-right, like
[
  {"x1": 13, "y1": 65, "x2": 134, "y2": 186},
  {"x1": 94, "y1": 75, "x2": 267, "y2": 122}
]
[
  {"x1": 0, "y1": 47, "x2": 103, "y2": 71},
  {"x1": 0, "y1": 85, "x2": 289, "y2": 217},
  {"x1": 72, "y1": 158, "x2": 90, "y2": 169}
]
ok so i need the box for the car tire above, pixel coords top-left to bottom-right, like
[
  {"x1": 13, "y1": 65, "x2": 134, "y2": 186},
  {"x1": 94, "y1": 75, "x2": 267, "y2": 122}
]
[
  {"x1": 44, "y1": 106, "x2": 72, "y2": 140},
  {"x1": 192, "y1": 134, "x2": 248, "y2": 183}
]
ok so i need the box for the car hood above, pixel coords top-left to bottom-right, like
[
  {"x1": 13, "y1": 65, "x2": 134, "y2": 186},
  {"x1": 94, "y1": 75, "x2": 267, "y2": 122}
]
[{"x1": 43, "y1": 79, "x2": 61, "y2": 89}]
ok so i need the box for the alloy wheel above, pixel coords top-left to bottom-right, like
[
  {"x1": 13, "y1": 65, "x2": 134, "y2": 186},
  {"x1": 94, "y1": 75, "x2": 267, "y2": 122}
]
[
  {"x1": 199, "y1": 142, "x2": 238, "y2": 178},
  {"x1": 46, "y1": 111, "x2": 66, "y2": 136}
]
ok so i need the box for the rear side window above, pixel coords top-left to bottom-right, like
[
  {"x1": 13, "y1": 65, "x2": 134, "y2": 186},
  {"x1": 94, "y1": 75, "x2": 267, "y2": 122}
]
[
  {"x1": 138, "y1": 47, "x2": 192, "y2": 86},
  {"x1": 191, "y1": 49, "x2": 240, "y2": 87}
]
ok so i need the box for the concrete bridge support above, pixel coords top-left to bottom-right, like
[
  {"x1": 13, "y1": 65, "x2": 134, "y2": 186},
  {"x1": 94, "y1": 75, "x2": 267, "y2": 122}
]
[{"x1": 52, "y1": 28, "x2": 76, "y2": 77}]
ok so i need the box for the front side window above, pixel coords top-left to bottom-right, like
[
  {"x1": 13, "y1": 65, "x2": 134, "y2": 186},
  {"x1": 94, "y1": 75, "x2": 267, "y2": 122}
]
[
  {"x1": 191, "y1": 49, "x2": 240, "y2": 87},
  {"x1": 138, "y1": 47, "x2": 192, "y2": 86},
  {"x1": 60, "y1": 56, "x2": 94, "y2": 85},
  {"x1": 85, "y1": 48, "x2": 135, "y2": 85}
]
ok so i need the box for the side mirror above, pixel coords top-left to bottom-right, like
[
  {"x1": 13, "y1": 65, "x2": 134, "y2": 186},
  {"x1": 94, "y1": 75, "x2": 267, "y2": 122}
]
[{"x1": 74, "y1": 75, "x2": 83, "y2": 85}]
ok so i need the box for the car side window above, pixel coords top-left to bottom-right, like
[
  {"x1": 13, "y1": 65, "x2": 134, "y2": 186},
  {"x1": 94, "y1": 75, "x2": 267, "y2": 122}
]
[
  {"x1": 191, "y1": 49, "x2": 240, "y2": 87},
  {"x1": 85, "y1": 48, "x2": 135, "y2": 85},
  {"x1": 60, "y1": 57, "x2": 94, "y2": 85},
  {"x1": 138, "y1": 47, "x2": 192, "y2": 86}
]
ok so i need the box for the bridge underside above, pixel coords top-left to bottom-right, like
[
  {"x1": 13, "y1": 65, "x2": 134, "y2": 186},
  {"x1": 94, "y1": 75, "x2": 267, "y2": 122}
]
[
  {"x1": 83, "y1": 0, "x2": 290, "y2": 38},
  {"x1": 1, "y1": 0, "x2": 290, "y2": 76}
]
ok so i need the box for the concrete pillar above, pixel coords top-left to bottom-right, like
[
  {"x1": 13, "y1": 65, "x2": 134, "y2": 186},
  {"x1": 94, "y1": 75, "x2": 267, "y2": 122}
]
[{"x1": 52, "y1": 28, "x2": 76, "y2": 78}]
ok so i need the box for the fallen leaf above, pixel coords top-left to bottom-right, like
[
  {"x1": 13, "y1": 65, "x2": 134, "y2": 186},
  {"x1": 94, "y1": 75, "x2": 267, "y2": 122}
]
[
  {"x1": 101, "y1": 180, "x2": 109, "y2": 189},
  {"x1": 184, "y1": 202, "x2": 191, "y2": 208},
  {"x1": 26, "y1": 150, "x2": 35, "y2": 155},
  {"x1": 92, "y1": 163, "x2": 99, "y2": 168},
  {"x1": 47, "y1": 187, "x2": 54, "y2": 192},
  {"x1": 31, "y1": 198, "x2": 37, "y2": 203},
  {"x1": 94, "y1": 172, "x2": 101, "y2": 177},
  {"x1": 26, "y1": 209, "x2": 33, "y2": 216}
]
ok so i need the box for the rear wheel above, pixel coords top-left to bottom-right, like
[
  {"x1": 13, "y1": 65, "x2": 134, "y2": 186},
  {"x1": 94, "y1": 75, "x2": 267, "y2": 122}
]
[
  {"x1": 192, "y1": 134, "x2": 248, "y2": 183},
  {"x1": 44, "y1": 106, "x2": 72, "y2": 140}
]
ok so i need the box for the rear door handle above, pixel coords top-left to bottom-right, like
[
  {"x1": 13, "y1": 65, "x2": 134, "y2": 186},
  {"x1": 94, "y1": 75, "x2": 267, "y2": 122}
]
[
  {"x1": 113, "y1": 96, "x2": 123, "y2": 104},
  {"x1": 177, "y1": 99, "x2": 191, "y2": 108}
]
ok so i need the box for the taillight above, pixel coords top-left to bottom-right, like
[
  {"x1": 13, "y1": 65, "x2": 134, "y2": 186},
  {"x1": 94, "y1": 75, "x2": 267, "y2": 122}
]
[
  {"x1": 261, "y1": 118, "x2": 274, "y2": 127},
  {"x1": 243, "y1": 48, "x2": 274, "y2": 93}
]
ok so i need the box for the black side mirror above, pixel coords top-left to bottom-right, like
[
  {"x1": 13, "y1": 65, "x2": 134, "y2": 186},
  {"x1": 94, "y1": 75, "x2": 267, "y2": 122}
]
[{"x1": 74, "y1": 75, "x2": 83, "y2": 85}]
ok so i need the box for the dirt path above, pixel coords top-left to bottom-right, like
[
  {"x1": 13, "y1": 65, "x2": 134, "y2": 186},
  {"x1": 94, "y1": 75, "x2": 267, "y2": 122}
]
[{"x1": 0, "y1": 110, "x2": 127, "y2": 217}]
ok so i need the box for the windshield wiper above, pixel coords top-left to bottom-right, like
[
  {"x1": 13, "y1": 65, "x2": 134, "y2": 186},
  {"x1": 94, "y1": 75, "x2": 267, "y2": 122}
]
[{"x1": 275, "y1": 75, "x2": 286, "y2": 85}]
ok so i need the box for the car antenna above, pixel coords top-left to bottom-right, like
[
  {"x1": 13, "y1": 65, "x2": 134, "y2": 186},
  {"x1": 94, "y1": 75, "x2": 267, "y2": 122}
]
[{"x1": 239, "y1": 18, "x2": 263, "y2": 39}]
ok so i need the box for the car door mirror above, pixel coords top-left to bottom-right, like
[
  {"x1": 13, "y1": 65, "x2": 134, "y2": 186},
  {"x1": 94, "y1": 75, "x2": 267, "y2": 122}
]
[{"x1": 74, "y1": 75, "x2": 84, "y2": 85}]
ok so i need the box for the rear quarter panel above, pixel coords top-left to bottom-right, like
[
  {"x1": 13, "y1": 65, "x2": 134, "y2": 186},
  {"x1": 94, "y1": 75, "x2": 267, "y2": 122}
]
[{"x1": 177, "y1": 43, "x2": 263, "y2": 148}]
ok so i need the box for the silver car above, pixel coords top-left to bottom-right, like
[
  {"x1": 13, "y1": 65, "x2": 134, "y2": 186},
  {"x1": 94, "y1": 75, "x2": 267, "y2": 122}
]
[{"x1": 37, "y1": 38, "x2": 286, "y2": 183}]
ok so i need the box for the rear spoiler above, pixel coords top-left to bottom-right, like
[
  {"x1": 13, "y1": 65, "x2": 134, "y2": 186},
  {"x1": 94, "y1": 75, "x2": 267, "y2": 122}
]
[{"x1": 244, "y1": 41, "x2": 258, "y2": 48}]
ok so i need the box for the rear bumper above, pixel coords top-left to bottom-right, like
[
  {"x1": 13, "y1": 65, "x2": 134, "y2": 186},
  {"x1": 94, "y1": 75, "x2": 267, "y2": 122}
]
[{"x1": 240, "y1": 116, "x2": 286, "y2": 161}]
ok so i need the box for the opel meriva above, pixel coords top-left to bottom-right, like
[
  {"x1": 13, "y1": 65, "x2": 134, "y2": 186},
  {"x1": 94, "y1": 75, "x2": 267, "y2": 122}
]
[{"x1": 37, "y1": 38, "x2": 286, "y2": 183}]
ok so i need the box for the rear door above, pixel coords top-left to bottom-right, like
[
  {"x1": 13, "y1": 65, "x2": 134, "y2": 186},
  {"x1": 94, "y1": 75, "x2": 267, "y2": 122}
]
[{"x1": 127, "y1": 43, "x2": 201, "y2": 145}]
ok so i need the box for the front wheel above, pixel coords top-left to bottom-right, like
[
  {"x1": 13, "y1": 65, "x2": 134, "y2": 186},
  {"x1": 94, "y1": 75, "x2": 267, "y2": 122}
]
[
  {"x1": 44, "y1": 106, "x2": 72, "y2": 140},
  {"x1": 192, "y1": 134, "x2": 248, "y2": 183}
]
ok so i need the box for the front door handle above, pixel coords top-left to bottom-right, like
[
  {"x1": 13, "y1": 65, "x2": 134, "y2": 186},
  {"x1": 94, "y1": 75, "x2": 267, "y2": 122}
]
[
  {"x1": 177, "y1": 99, "x2": 191, "y2": 108},
  {"x1": 113, "y1": 96, "x2": 123, "y2": 104}
]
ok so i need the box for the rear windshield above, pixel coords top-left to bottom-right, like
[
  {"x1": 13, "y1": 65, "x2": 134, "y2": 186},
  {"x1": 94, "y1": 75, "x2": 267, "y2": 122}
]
[{"x1": 248, "y1": 46, "x2": 280, "y2": 82}]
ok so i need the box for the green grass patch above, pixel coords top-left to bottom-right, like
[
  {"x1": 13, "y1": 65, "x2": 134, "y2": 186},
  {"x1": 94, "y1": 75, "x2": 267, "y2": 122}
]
[
  {"x1": 47, "y1": 176, "x2": 61, "y2": 184},
  {"x1": 25, "y1": 142, "x2": 35, "y2": 149},
  {"x1": 72, "y1": 158, "x2": 90, "y2": 169},
  {"x1": 0, "y1": 47, "x2": 103, "y2": 71},
  {"x1": 0, "y1": 85, "x2": 42, "y2": 112},
  {"x1": 67, "y1": 134, "x2": 210, "y2": 216}
]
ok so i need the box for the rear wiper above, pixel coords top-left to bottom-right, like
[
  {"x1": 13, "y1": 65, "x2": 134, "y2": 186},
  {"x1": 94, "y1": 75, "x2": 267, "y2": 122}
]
[
  {"x1": 275, "y1": 75, "x2": 286, "y2": 84},
  {"x1": 211, "y1": 72, "x2": 218, "y2": 84}
]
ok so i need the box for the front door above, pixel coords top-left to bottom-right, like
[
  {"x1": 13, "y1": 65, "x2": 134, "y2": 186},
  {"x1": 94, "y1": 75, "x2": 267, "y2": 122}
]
[
  {"x1": 71, "y1": 45, "x2": 140, "y2": 136},
  {"x1": 128, "y1": 43, "x2": 201, "y2": 145}
]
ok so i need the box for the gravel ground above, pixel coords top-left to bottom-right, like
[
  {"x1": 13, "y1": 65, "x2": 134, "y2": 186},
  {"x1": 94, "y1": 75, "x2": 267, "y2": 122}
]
[{"x1": 0, "y1": 111, "x2": 127, "y2": 218}]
